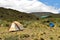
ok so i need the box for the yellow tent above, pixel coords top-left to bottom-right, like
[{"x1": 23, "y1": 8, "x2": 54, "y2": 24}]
[{"x1": 9, "y1": 21, "x2": 24, "y2": 32}]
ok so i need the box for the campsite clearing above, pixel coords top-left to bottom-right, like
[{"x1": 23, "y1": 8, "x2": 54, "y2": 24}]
[{"x1": 0, "y1": 19, "x2": 60, "y2": 40}]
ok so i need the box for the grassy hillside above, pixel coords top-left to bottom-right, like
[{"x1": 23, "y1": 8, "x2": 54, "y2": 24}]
[
  {"x1": 0, "y1": 7, "x2": 60, "y2": 40},
  {"x1": 31, "y1": 12, "x2": 60, "y2": 18},
  {"x1": 0, "y1": 7, "x2": 38, "y2": 21},
  {"x1": 0, "y1": 7, "x2": 40, "y2": 27}
]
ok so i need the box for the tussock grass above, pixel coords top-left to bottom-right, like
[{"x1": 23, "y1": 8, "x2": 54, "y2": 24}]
[
  {"x1": 0, "y1": 19, "x2": 60, "y2": 40},
  {"x1": 0, "y1": 7, "x2": 60, "y2": 40}
]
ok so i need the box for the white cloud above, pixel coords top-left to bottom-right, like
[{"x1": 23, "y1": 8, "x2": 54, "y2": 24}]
[{"x1": 0, "y1": 0, "x2": 60, "y2": 14}]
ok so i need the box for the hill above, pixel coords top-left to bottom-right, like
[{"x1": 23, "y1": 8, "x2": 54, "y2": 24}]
[
  {"x1": 30, "y1": 12, "x2": 60, "y2": 18},
  {"x1": 0, "y1": 7, "x2": 60, "y2": 40},
  {"x1": 0, "y1": 7, "x2": 38, "y2": 22}
]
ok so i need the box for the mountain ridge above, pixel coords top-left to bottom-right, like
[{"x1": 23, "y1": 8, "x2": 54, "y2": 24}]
[
  {"x1": 30, "y1": 12, "x2": 60, "y2": 18},
  {"x1": 0, "y1": 7, "x2": 38, "y2": 21}
]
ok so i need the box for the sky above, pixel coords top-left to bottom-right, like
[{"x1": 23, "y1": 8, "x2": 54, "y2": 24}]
[
  {"x1": 39, "y1": 0, "x2": 60, "y2": 8},
  {"x1": 0, "y1": 0, "x2": 60, "y2": 14}
]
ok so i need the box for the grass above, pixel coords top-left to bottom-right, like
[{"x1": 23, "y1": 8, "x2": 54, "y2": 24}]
[
  {"x1": 0, "y1": 19, "x2": 60, "y2": 40},
  {"x1": 0, "y1": 7, "x2": 60, "y2": 40}
]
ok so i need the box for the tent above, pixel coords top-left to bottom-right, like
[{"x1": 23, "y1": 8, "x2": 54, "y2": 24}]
[
  {"x1": 49, "y1": 22, "x2": 54, "y2": 27},
  {"x1": 9, "y1": 21, "x2": 24, "y2": 32},
  {"x1": 41, "y1": 15, "x2": 50, "y2": 18}
]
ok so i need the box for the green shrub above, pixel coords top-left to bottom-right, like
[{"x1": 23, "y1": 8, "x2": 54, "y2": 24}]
[
  {"x1": 20, "y1": 34, "x2": 30, "y2": 38},
  {"x1": 58, "y1": 36, "x2": 60, "y2": 38},
  {"x1": 40, "y1": 38, "x2": 44, "y2": 40},
  {"x1": 34, "y1": 38, "x2": 38, "y2": 40},
  {"x1": 0, "y1": 38, "x2": 2, "y2": 40},
  {"x1": 50, "y1": 37, "x2": 53, "y2": 40}
]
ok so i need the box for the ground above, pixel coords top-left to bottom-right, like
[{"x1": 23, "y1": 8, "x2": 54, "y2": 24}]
[
  {"x1": 0, "y1": 7, "x2": 60, "y2": 40},
  {"x1": 0, "y1": 18, "x2": 60, "y2": 40}
]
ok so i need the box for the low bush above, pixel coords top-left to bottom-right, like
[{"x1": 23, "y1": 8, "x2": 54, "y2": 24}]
[{"x1": 20, "y1": 34, "x2": 30, "y2": 38}]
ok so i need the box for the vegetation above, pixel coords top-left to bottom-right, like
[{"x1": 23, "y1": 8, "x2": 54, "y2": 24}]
[
  {"x1": 0, "y1": 7, "x2": 60, "y2": 40},
  {"x1": 0, "y1": 7, "x2": 38, "y2": 21}
]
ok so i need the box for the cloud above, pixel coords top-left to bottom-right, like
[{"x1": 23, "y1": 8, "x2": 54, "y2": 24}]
[{"x1": 0, "y1": 0, "x2": 60, "y2": 14}]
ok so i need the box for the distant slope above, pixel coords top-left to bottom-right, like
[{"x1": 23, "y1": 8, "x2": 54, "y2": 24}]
[
  {"x1": 0, "y1": 7, "x2": 60, "y2": 22},
  {"x1": 30, "y1": 12, "x2": 60, "y2": 18},
  {"x1": 0, "y1": 7, "x2": 38, "y2": 21},
  {"x1": 30, "y1": 12, "x2": 52, "y2": 17}
]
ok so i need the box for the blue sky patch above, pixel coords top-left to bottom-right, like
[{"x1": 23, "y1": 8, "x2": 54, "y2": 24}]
[{"x1": 38, "y1": 0, "x2": 60, "y2": 8}]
